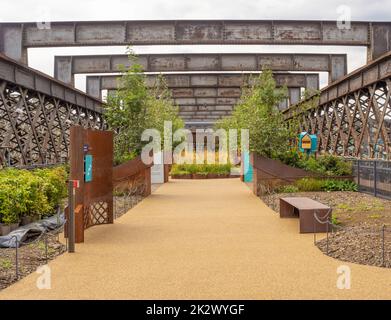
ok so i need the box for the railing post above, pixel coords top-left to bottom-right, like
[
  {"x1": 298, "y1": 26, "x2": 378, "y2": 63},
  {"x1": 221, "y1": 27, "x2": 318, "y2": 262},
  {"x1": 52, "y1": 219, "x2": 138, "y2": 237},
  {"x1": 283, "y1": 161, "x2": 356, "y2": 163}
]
[
  {"x1": 68, "y1": 180, "x2": 75, "y2": 253},
  {"x1": 313, "y1": 211, "x2": 317, "y2": 245},
  {"x1": 14, "y1": 237, "x2": 19, "y2": 280},
  {"x1": 45, "y1": 233, "x2": 49, "y2": 264},
  {"x1": 373, "y1": 160, "x2": 377, "y2": 197},
  {"x1": 326, "y1": 219, "x2": 329, "y2": 255},
  {"x1": 357, "y1": 160, "x2": 360, "y2": 190},
  {"x1": 382, "y1": 225, "x2": 385, "y2": 267}
]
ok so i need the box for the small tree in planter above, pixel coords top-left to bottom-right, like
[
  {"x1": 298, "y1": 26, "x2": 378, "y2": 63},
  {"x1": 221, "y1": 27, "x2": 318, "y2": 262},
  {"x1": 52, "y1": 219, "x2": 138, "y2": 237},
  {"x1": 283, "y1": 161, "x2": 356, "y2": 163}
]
[
  {"x1": 216, "y1": 69, "x2": 293, "y2": 159},
  {"x1": 104, "y1": 49, "x2": 184, "y2": 165}
]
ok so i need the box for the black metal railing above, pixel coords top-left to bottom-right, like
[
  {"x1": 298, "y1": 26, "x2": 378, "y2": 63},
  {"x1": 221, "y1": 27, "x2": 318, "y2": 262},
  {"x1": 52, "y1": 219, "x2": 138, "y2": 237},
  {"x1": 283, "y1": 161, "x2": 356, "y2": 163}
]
[
  {"x1": 352, "y1": 159, "x2": 391, "y2": 200},
  {"x1": 313, "y1": 211, "x2": 391, "y2": 268}
]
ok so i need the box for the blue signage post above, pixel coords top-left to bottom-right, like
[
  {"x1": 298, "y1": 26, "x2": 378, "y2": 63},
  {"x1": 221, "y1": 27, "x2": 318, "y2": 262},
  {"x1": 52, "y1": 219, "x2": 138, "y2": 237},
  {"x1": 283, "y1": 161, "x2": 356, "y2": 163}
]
[
  {"x1": 84, "y1": 154, "x2": 93, "y2": 182},
  {"x1": 243, "y1": 152, "x2": 253, "y2": 182}
]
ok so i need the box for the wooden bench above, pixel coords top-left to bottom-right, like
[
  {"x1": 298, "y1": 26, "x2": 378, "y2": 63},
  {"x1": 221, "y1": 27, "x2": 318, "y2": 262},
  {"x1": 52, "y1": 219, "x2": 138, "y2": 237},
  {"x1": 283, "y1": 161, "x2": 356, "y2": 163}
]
[{"x1": 280, "y1": 197, "x2": 332, "y2": 233}]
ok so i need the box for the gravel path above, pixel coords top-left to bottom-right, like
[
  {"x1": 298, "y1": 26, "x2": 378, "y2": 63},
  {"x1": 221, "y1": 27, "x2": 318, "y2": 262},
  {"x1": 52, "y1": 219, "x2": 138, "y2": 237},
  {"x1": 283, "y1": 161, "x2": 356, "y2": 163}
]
[{"x1": 1, "y1": 179, "x2": 391, "y2": 299}]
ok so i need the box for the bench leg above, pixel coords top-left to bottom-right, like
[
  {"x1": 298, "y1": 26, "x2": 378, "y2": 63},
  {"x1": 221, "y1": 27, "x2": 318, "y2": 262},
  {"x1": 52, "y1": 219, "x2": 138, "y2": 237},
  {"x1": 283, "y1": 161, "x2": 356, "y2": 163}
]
[
  {"x1": 280, "y1": 200, "x2": 298, "y2": 218},
  {"x1": 299, "y1": 209, "x2": 331, "y2": 233}
]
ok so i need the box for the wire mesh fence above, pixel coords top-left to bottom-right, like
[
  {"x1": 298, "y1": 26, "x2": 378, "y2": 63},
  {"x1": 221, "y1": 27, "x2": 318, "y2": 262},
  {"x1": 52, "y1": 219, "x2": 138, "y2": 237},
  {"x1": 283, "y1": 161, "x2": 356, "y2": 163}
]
[
  {"x1": 352, "y1": 159, "x2": 391, "y2": 200},
  {"x1": 0, "y1": 223, "x2": 66, "y2": 289},
  {"x1": 313, "y1": 210, "x2": 391, "y2": 268},
  {"x1": 113, "y1": 189, "x2": 144, "y2": 220}
]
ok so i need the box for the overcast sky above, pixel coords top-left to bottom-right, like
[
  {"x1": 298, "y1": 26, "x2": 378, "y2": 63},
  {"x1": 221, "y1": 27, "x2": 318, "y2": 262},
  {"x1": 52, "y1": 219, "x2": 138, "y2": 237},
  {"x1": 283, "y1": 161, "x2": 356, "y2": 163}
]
[{"x1": 1, "y1": 0, "x2": 391, "y2": 91}]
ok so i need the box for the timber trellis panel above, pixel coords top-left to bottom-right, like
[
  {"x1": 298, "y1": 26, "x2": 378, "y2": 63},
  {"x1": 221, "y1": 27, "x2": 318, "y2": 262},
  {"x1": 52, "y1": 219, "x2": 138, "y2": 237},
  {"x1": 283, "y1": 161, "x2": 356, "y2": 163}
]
[
  {"x1": 0, "y1": 54, "x2": 105, "y2": 167},
  {"x1": 284, "y1": 52, "x2": 391, "y2": 159}
]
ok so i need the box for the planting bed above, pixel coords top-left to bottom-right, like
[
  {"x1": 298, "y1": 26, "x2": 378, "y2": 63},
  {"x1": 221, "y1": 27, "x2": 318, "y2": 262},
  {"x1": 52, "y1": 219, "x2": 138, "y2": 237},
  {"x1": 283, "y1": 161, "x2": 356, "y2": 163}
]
[
  {"x1": 0, "y1": 231, "x2": 65, "y2": 290},
  {"x1": 261, "y1": 191, "x2": 391, "y2": 268}
]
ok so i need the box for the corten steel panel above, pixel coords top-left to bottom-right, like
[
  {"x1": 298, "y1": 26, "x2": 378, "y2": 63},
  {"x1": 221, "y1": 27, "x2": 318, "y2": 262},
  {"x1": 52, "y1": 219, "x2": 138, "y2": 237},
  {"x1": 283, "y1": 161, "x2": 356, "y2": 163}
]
[
  {"x1": 70, "y1": 126, "x2": 114, "y2": 243},
  {"x1": 85, "y1": 129, "x2": 113, "y2": 214},
  {"x1": 113, "y1": 155, "x2": 153, "y2": 184}
]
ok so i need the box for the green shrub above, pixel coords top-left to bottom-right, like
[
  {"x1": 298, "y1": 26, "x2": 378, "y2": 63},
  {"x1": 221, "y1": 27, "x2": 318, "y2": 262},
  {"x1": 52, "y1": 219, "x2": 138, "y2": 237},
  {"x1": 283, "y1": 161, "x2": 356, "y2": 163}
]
[
  {"x1": 276, "y1": 185, "x2": 299, "y2": 193},
  {"x1": 0, "y1": 166, "x2": 67, "y2": 224},
  {"x1": 170, "y1": 163, "x2": 232, "y2": 175},
  {"x1": 34, "y1": 166, "x2": 68, "y2": 215},
  {"x1": 279, "y1": 151, "x2": 353, "y2": 177},
  {"x1": 295, "y1": 178, "x2": 357, "y2": 192},
  {"x1": 331, "y1": 213, "x2": 341, "y2": 225},
  {"x1": 277, "y1": 149, "x2": 300, "y2": 167},
  {"x1": 321, "y1": 179, "x2": 358, "y2": 192},
  {"x1": 295, "y1": 178, "x2": 324, "y2": 192}
]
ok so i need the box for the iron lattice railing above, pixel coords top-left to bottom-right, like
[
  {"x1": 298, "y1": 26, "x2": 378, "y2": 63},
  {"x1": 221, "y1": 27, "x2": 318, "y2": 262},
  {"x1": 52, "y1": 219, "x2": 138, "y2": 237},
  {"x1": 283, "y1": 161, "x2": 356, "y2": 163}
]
[
  {"x1": 296, "y1": 80, "x2": 391, "y2": 159},
  {"x1": 284, "y1": 52, "x2": 391, "y2": 160},
  {"x1": 0, "y1": 81, "x2": 105, "y2": 167}
]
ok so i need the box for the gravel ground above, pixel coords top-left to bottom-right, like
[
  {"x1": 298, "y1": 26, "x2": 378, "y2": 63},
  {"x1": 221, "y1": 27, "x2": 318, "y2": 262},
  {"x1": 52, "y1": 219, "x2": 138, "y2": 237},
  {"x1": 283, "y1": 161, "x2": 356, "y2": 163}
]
[
  {"x1": 261, "y1": 191, "x2": 391, "y2": 268},
  {"x1": 0, "y1": 232, "x2": 66, "y2": 290},
  {"x1": 1, "y1": 192, "x2": 147, "y2": 291}
]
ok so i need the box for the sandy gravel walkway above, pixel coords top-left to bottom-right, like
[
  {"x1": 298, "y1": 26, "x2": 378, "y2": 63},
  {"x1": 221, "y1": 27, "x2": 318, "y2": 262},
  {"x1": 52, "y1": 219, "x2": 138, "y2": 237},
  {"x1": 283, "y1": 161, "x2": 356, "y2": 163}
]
[{"x1": 1, "y1": 179, "x2": 390, "y2": 299}]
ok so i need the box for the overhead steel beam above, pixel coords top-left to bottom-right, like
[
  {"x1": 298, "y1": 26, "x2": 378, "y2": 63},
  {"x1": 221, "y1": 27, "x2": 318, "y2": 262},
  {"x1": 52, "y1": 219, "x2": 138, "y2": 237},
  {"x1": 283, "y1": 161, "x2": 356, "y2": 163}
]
[
  {"x1": 54, "y1": 53, "x2": 346, "y2": 84},
  {"x1": 1, "y1": 20, "x2": 390, "y2": 62},
  {"x1": 97, "y1": 72, "x2": 317, "y2": 124},
  {"x1": 87, "y1": 72, "x2": 319, "y2": 99}
]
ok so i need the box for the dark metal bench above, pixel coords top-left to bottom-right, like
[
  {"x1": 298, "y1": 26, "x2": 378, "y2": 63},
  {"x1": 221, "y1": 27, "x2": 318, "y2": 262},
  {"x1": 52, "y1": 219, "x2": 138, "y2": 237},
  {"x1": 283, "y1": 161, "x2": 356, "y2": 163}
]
[{"x1": 280, "y1": 197, "x2": 332, "y2": 233}]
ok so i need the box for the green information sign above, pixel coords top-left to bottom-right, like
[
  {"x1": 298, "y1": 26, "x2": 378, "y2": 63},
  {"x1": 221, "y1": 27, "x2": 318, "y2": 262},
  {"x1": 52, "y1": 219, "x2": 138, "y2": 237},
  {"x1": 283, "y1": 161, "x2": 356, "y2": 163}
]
[{"x1": 84, "y1": 154, "x2": 93, "y2": 182}]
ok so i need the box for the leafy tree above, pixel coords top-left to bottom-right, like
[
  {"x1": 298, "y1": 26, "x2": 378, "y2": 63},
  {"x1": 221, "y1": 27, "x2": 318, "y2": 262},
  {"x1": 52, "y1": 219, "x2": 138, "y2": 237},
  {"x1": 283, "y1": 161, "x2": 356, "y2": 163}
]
[
  {"x1": 216, "y1": 69, "x2": 292, "y2": 158},
  {"x1": 104, "y1": 49, "x2": 183, "y2": 164}
]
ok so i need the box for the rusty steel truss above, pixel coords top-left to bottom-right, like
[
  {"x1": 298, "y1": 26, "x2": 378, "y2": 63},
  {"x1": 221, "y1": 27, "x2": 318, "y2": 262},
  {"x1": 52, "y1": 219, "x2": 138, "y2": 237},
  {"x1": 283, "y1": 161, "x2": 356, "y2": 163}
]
[
  {"x1": 1, "y1": 20, "x2": 391, "y2": 63},
  {"x1": 54, "y1": 53, "x2": 346, "y2": 84},
  {"x1": 0, "y1": 53, "x2": 104, "y2": 167},
  {"x1": 284, "y1": 52, "x2": 391, "y2": 159}
]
